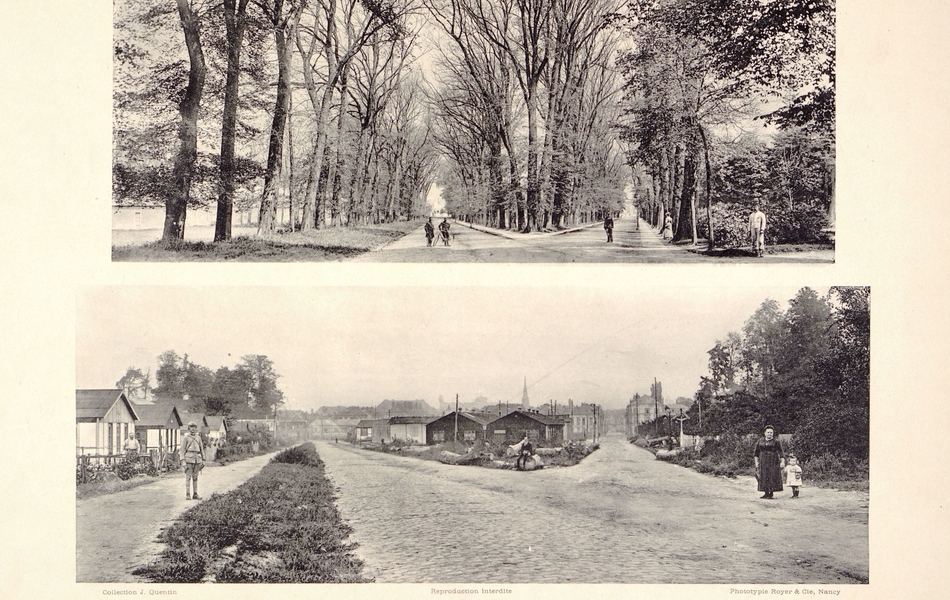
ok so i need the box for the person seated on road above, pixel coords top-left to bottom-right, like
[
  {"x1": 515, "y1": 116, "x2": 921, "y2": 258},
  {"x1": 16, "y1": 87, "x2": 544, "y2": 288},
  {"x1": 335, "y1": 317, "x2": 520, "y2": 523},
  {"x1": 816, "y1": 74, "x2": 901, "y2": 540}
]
[{"x1": 517, "y1": 435, "x2": 534, "y2": 469}]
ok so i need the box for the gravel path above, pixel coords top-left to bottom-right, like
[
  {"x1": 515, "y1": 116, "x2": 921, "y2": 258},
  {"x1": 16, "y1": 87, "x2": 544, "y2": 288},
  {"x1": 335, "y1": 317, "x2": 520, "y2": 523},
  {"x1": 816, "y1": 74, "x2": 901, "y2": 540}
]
[
  {"x1": 75, "y1": 451, "x2": 280, "y2": 582},
  {"x1": 352, "y1": 218, "x2": 834, "y2": 263},
  {"x1": 317, "y1": 436, "x2": 867, "y2": 584}
]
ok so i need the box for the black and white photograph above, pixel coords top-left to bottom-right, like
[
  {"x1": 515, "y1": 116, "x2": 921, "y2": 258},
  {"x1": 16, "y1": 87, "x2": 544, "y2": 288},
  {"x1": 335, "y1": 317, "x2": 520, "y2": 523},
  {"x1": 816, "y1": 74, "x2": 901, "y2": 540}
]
[
  {"x1": 1, "y1": 0, "x2": 949, "y2": 597},
  {"x1": 75, "y1": 285, "x2": 868, "y2": 583},
  {"x1": 111, "y1": 0, "x2": 834, "y2": 263}
]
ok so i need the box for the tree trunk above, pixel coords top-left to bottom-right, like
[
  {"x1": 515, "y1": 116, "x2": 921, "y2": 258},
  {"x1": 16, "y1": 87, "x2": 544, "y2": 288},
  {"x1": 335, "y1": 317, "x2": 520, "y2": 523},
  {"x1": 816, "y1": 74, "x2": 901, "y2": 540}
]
[
  {"x1": 657, "y1": 150, "x2": 669, "y2": 230},
  {"x1": 164, "y1": 0, "x2": 206, "y2": 244},
  {"x1": 214, "y1": 0, "x2": 249, "y2": 243},
  {"x1": 525, "y1": 80, "x2": 540, "y2": 231},
  {"x1": 698, "y1": 124, "x2": 715, "y2": 250},
  {"x1": 329, "y1": 66, "x2": 349, "y2": 226},
  {"x1": 258, "y1": 10, "x2": 294, "y2": 235},
  {"x1": 671, "y1": 144, "x2": 683, "y2": 236},
  {"x1": 286, "y1": 87, "x2": 295, "y2": 229},
  {"x1": 297, "y1": 0, "x2": 337, "y2": 231},
  {"x1": 673, "y1": 151, "x2": 695, "y2": 243}
]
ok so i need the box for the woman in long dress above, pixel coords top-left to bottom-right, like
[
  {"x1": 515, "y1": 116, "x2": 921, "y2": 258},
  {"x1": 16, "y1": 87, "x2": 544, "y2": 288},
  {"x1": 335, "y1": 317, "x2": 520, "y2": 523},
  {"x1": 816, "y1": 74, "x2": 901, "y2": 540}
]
[
  {"x1": 661, "y1": 213, "x2": 673, "y2": 240},
  {"x1": 753, "y1": 425, "x2": 785, "y2": 499}
]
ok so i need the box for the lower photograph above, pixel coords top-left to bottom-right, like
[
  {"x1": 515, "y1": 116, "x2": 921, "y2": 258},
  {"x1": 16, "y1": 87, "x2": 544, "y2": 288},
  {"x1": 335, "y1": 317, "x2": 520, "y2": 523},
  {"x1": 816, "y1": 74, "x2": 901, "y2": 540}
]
[{"x1": 75, "y1": 285, "x2": 869, "y2": 585}]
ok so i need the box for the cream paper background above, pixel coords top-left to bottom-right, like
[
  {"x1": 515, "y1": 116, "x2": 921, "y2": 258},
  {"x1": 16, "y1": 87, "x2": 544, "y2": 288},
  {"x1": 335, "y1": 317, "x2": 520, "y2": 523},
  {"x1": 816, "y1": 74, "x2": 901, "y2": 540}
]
[{"x1": 0, "y1": 0, "x2": 947, "y2": 598}]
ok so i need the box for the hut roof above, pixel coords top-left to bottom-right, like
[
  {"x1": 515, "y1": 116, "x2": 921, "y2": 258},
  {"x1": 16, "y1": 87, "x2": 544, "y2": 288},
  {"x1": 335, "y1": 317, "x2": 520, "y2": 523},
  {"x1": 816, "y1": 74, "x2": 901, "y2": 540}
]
[
  {"x1": 132, "y1": 403, "x2": 183, "y2": 428},
  {"x1": 76, "y1": 389, "x2": 139, "y2": 421}
]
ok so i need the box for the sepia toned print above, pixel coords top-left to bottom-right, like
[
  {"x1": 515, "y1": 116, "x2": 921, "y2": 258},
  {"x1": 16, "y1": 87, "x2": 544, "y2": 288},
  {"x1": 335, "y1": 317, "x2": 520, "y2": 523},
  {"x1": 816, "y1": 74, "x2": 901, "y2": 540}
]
[
  {"x1": 112, "y1": 0, "x2": 834, "y2": 263},
  {"x1": 76, "y1": 286, "x2": 867, "y2": 583}
]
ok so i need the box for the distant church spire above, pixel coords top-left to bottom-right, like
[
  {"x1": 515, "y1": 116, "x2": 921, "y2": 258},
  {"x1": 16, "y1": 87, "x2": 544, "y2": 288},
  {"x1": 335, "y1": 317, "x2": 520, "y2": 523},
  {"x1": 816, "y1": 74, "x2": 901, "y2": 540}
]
[{"x1": 522, "y1": 376, "x2": 529, "y2": 409}]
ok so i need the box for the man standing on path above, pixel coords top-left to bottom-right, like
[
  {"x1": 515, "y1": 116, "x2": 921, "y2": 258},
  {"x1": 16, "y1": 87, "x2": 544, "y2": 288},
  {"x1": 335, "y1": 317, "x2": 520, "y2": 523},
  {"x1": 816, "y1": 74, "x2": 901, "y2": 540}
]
[
  {"x1": 749, "y1": 202, "x2": 767, "y2": 257},
  {"x1": 604, "y1": 214, "x2": 614, "y2": 242},
  {"x1": 439, "y1": 218, "x2": 451, "y2": 246},
  {"x1": 424, "y1": 217, "x2": 435, "y2": 247},
  {"x1": 182, "y1": 421, "x2": 205, "y2": 500}
]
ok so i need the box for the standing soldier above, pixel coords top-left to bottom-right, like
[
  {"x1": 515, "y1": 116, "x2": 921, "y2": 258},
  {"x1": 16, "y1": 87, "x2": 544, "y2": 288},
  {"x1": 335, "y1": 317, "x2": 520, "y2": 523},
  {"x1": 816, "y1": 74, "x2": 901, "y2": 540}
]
[
  {"x1": 424, "y1": 217, "x2": 435, "y2": 247},
  {"x1": 439, "y1": 218, "x2": 451, "y2": 246},
  {"x1": 749, "y1": 202, "x2": 767, "y2": 257},
  {"x1": 182, "y1": 421, "x2": 205, "y2": 500},
  {"x1": 604, "y1": 214, "x2": 614, "y2": 243}
]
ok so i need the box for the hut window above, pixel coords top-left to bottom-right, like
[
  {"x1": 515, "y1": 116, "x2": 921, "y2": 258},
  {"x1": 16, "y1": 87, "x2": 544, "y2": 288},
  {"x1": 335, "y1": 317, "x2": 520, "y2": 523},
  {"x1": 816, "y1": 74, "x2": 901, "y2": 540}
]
[
  {"x1": 464, "y1": 430, "x2": 475, "y2": 441},
  {"x1": 434, "y1": 431, "x2": 445, "y2": 442}
]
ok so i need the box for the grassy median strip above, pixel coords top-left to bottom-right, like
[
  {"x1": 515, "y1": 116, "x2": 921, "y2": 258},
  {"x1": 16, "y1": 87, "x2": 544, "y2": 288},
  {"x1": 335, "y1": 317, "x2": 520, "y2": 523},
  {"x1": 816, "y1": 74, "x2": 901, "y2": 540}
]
[{"x1": 134, "y1": 443, "x2": 368, "y2": 583}]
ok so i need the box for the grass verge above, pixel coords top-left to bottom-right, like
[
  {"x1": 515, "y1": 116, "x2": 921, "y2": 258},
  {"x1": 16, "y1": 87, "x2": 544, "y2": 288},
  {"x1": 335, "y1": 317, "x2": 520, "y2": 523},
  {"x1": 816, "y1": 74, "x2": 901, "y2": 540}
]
[
  {"x1": 113, "y1": 220, "x2": 423, "y2": 262},
  {"x1": 687, "y1": 242, "x2": 833, "y2": 258},
  {"x1": 76, "y1": 475, "x2": 160, "y2": 500},
  {"x1": 133, "y1": 442, "x2": 368, "y2": 583}
]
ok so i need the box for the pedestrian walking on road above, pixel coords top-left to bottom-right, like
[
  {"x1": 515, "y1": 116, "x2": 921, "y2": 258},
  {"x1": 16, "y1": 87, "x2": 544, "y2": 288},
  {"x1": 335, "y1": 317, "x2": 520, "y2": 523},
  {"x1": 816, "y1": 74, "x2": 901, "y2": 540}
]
[
  {"x1": 749, "y1": 202, "x2": 767, "y2": 257},
  {"x1": 424, "y1": 217, "x2": 435, "y2": 247},
  {"x1": 785, "y1": 454, "x2": 803, "y2": 498},
  {"x1": 604, "y1": 215, "x2": 614, "y2": 242},
  {"x1": 753, "y1": 425, "x2": 785, "y2": 499},
  {"x1": 182, "y1": 421, "x2": 205, "y2": 500},
  {"x1": 439, "y1": 218, "x2": 451, "y2": 246},
  {"x1": 661, "y1": 213, "x2": 673, "y2": 241}
]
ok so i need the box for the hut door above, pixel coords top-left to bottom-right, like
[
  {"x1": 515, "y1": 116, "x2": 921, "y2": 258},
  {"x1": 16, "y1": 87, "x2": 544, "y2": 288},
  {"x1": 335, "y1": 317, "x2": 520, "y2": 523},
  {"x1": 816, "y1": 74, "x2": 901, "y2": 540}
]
[{"x1": 108, "y1": 423, "x2": 114, "y2": 455}]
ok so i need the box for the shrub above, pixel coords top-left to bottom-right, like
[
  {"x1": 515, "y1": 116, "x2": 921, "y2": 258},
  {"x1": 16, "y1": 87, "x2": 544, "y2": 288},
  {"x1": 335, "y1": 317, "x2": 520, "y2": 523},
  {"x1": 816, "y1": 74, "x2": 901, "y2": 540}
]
[
  {"x1": 272, "y1": 443, "x2": 319, "y2": 467},
  {"x1": 697, "y1": 201, "x2": 828, "y2": 248},
  {"x1": 215, "y1": 443, "x2": 253, "y2": 460},
  {"x1": 801, "y1": 453, "x2": 868, "y2": 483},
  {"x1": 767, "y1": 203, "x2": 827, "y2": 244}
]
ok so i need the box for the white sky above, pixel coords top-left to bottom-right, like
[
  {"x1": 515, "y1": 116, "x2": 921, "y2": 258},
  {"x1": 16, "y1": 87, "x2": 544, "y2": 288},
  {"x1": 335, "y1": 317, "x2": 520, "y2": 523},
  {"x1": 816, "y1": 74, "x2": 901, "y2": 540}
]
[{"x1": 75, "y1": 286, "x2": 818, "y2": 411}]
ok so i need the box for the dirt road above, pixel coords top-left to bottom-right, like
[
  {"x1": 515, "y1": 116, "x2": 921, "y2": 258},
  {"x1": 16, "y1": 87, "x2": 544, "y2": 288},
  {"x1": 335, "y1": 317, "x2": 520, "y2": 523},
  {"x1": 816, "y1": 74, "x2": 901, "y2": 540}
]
[
  {"x1": 317, "y1": 436, "x2": 867, "y2": 583},
  {"x1": 75, "y1": 451, "x2": 279, "y2": 583},
  {"x1": 352, "y1": 218, "x2": 833, "y2": 263}
]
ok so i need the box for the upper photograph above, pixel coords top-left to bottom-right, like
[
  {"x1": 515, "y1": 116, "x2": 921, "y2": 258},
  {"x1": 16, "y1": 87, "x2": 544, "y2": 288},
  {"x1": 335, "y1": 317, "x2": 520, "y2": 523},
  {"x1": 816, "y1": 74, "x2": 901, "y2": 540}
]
[{"x1": 112, "y1": 0, "x2": 835, "y2": 263}]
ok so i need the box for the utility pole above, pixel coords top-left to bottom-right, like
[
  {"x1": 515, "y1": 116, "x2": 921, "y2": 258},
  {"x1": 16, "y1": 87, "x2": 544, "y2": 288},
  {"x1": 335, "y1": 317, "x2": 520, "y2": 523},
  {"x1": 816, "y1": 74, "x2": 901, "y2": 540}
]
[
  {"x1": 454, "y1": 394, "x2": 459, "y2": 443},
  {"x1": 592, "y1": 404, "x2": 597, "y2": 444},
  {"x1": 653, "y1": 377, "x2": 659, "y2": 438},
  {"x1": 635, "y1": 393, "x2": 640, "y2": 437}
]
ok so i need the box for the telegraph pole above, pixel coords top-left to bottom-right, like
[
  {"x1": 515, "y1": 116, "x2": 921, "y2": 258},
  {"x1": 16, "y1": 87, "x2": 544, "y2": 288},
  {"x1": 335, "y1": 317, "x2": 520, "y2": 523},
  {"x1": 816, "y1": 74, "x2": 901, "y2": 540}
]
[
  {"x1": 592, "y1": 403, "x2": 597, "y2": 444},
  {"x1": 635, "y1": 393, "x2": 640, "y2": 436},
  {"x1": 454, "y1": 394, "x2": 459, "y2": 443},
  {"x1": 653, "y1": 378, "x2": 658, "y2": 438}
]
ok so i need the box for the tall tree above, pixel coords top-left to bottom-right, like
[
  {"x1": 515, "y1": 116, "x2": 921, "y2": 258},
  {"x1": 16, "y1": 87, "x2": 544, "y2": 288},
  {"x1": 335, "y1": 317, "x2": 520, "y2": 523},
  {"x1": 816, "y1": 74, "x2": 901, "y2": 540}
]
[
  {"x1": 257, "y1": 0, "x2": 304, "y2": 233},
  {"x1": 163, "y1": 0, "x2": 208, "y2": 243},
  {"x1": 116, "y1": 367, "x2": 152, "y2": 401},
  {"x1": 154, "y1": 350, "x2": 186, "y2": 396},
  {"x1": 214, "y1": 0, "x2": 252, "y2": 242},
  {"x1": 240, "y1": 354, "x2": 285, "y2": 415},
  {"x1": 470, "y1": 0, "x2": 552, "y2": 230},
  {"x1": 208, "y1": 365, "x2": 254, "y2": 414},
  {"x1": 295, "y1": 0, "x2": 411, "y2": 231}
]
